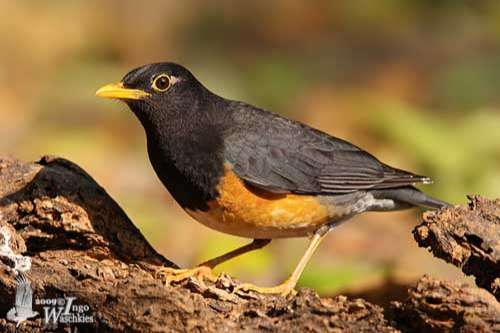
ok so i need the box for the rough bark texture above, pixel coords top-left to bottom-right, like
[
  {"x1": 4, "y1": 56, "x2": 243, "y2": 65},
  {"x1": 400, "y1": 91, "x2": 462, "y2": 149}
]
[
  {"x1": 0, "y1": 156, "x2": 498, "y2": 333},
  {"x1": 414, "y1": 196, "x2": 500, "y2": 300},
  {"x1": 390, "y1": 276, "x2": 500, "y2": 333}
]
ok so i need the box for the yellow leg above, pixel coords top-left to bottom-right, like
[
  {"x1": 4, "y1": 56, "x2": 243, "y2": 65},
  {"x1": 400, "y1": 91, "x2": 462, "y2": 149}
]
[
  {"x1": 199, "y1": 239, "x2": 271, "y2": 268},
  {"x1": 158, "y1": 239, "x2": 271, "y2": 285},
  {"x1": 235, "y1": 226, "x2": 330, "y2": 296}
]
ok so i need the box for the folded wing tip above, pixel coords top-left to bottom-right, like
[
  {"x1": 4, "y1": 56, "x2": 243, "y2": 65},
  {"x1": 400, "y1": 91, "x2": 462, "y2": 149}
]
[{"x1": 421, "y1": 177, "x2": 433, "y2": 185}]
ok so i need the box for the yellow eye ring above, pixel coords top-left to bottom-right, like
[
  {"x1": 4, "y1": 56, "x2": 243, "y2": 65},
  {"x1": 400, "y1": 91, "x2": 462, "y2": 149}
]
[{"x1": 152, "y1": 74, "x2": 171, "y2": 92}]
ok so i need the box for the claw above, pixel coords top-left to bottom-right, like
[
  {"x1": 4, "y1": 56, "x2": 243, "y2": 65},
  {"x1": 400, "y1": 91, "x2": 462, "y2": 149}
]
[
  {"x1": 233, "y1": 279, "x2": 297, "y2": 297},
  {"x1": 157, "y1": 266, "x2": 218, "y2": 285}
]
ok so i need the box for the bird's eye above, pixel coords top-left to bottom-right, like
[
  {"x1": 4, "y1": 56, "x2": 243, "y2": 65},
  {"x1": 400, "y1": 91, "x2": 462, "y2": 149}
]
[{"x1": 152, "y1": 74, "x2": 171, "y2": 92}]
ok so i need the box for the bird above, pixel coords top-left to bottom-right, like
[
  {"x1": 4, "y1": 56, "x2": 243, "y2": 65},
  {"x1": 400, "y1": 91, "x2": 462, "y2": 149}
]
[
  {"x1": 7, "y1": 273, "x2": 38, "y2": 327},
  {"x1": 96, "y1": 62, "x2": 449, "y2": 295}
]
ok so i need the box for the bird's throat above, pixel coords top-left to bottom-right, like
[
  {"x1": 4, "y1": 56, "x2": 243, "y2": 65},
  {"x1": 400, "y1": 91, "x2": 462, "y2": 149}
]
[{"x1": 144, "y1": 116, "x2": 226, "y2": 211}]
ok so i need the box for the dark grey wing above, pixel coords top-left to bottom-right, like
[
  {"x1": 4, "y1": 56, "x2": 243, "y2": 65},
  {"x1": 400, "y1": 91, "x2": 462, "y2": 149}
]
[
  {"x1": 224, "y1": 105, "x2": 430, "y2": 195},
  {"x1": 314, "y1": 150, "x2": 430, "y2": 193},
  {"x1": 15, "y1": 274, "x2": 34, "y2": 315}
]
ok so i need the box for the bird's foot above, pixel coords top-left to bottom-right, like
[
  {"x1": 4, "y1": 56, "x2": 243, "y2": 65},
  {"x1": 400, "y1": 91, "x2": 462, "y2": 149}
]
[
  {"x1": 234, "y1": 278, "x2": 297, "y2": 297},
  {"x1": 157, "y1": 266, "x2": 218, "y2": 285}
]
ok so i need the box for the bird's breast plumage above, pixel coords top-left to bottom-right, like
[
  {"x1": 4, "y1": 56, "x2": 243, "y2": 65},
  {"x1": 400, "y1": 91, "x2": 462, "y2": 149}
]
[{"x1": 186, "y1": 164, "x2": 343, "y2": 238}]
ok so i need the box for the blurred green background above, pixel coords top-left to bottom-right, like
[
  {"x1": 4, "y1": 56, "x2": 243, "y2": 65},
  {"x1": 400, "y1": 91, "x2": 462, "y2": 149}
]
[{"x1": 1, "y1": 1, "x2": 499, "y2": 296}]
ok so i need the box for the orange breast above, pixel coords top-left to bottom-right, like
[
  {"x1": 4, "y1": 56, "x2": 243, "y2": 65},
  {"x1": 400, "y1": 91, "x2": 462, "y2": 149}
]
[{"x1": 186, "y1": 165, "x2": 332, "y2": 238}]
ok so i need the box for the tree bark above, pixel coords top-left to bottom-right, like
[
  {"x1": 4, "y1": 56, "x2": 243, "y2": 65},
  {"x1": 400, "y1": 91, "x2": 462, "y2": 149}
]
[
  {"x1": 390, "y1": 276, "x2": 500, "y2": 333},
  {"x1": 414, "y1": 195, "x2": 500, "y2": 300},
  {"x1": 0, "y1": 156, "x2": 498, "y2": 333}
]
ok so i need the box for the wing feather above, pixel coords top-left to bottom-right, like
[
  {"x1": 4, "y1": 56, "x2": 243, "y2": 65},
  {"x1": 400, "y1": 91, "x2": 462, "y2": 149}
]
[{"x1": 225, "y1": 105, "x2": 430, "y2": 195}]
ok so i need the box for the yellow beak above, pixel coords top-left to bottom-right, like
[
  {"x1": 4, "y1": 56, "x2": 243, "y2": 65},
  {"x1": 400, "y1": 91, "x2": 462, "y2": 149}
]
[{"x1": 95, "y1": 82, "x2": 150, "y2": 100}]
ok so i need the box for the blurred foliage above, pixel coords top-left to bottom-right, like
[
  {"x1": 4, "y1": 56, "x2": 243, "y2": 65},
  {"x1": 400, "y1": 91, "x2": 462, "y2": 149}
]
[
  {"x1": 370, "y1": 101, "x2": 500, "y2": 202},
  {"x1": 299, "y1": 263, "x2": 383, "y2": 295},
  {"x1": 1, "y1": 0, "x2": 499, "y2": 294}
]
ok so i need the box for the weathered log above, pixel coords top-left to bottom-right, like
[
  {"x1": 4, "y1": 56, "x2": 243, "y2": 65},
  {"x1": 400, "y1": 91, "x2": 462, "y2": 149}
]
[
  {"x1": 0, "y1": 156, "x2": 395, "y2": 332},
  {"x1": 414, "y1": 196, "x2": 500, "y2": 300},
  {"x1": 390, "y1": 276, "x2": 500, "y2": 333},
  {"x1": 0, "y1": 156, "x2": 498, "y2": 332}
]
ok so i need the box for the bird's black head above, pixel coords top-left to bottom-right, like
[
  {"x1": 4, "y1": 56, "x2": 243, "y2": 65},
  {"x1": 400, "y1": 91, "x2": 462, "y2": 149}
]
[
  {"x1": 122, "y1": 62, "x2": 198, "y2": 97},
  {"x1": 96, "y1": 62, "x2": 229, "y2": 207},
  {"x1": 96, "y1": 62, "x2": 208, "y2": 127}
]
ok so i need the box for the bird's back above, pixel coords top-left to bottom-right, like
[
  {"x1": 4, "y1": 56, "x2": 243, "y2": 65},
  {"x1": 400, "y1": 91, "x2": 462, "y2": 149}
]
[{"x1": 223, "y1": 101, "x2": 431, "y2": 196}]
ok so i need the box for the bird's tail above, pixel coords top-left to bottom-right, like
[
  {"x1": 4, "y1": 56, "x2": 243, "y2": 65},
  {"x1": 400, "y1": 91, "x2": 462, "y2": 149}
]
[{"x1": 371, "y1": 186, "x2": 451, "y2": 210}]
